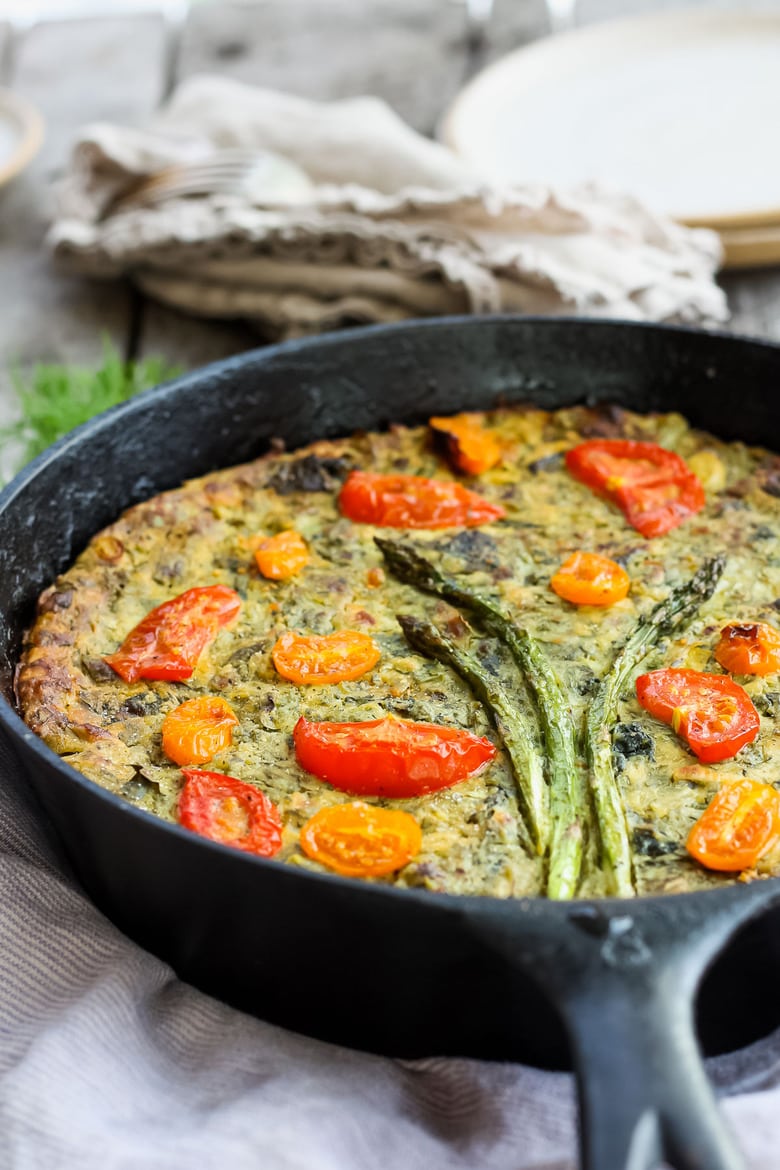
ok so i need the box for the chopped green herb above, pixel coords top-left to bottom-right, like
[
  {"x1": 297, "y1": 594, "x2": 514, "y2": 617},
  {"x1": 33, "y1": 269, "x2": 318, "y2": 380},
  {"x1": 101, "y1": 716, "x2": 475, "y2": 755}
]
[{"x1": 1, "y1": 340, "x2": 181, "y2": 476}]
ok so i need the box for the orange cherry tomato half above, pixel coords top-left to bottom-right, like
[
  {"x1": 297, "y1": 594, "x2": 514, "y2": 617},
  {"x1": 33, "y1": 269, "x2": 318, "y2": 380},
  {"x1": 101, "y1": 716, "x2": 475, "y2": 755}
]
[
  {"x1": 565, "y1": 439, "x2": 705, "y2": 538},
  {"x1": 687, "y1": 778, "x2": 780, "y2": 872},
  {"x1": 179, "y1": 768, "x2": 282, "y2": 857},
  {"x1": 104, "y1": 585, "x2": 241, "y2": 683},
  {"x1": 254, "y1": 530, "x2": 309, "y2": 580},
  {"x1": 715, "y1": 622, "x2": 780, "y2": 677},
  {"x1": 550, "y1": 551, "x2": 630, "y2": 607},
  {"x1": 272, "y1": 630, "x2": 381, "y2": 685},
  {"x1": 429, "y1": 413, "x2": 501, "y2": 476},
  {"x1": 338, "y1": 470, "x2": 505, "y2": 529},
  {"x1": 293, "y1": 714, "x2": 496, "y2": 798},
  {"x1": 635, "y1": 668, "x2": 759, "y2": 763},
  {"x1": 161, "y1": 696, "x2": 239, "y2": 766},
  {"x1": 300, "y1": 801, "x2": 422, "y2": 877}
]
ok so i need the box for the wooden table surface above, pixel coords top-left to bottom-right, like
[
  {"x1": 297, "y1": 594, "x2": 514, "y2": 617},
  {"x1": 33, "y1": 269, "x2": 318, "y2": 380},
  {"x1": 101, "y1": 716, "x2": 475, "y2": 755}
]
[{"x1": 0, "y1": 0, "x2": 778, "y2": 418}]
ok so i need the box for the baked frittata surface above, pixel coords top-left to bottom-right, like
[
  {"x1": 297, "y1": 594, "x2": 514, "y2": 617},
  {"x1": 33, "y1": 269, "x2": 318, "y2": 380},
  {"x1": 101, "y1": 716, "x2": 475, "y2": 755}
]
[{"x1": 17, "y1": 404, "x2": 780, "y2": 898}]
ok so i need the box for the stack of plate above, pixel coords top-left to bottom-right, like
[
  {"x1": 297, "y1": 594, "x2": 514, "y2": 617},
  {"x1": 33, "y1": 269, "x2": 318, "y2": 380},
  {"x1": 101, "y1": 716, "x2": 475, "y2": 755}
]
[{"x1": 441, "y1": 10, "x2": 780, "y2": 269}]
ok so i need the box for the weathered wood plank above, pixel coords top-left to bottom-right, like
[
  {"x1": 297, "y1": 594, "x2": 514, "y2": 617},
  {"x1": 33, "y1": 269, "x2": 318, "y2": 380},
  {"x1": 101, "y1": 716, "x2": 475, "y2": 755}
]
[
  {"x1": 178, "y1": 0, "x2": 470, "y2": 135},
  {"x1": 0, "y1": 24, "x2": 11, "y2": 79},
  {"x1": 477, "y1": 0, "x2": 551, "y2": 65},
  {"x1": 576, "y1": 0, "x2": 780, "y2": 27},
  {"x1": 135, "y1": 303, "x2": 262, "y2": 372},
  {"x1": 0, "y1": 14, "x2": 169, "y2": 463},
  {"x1": 720, "y1": 270, "x2": 780, "y2": 343}
]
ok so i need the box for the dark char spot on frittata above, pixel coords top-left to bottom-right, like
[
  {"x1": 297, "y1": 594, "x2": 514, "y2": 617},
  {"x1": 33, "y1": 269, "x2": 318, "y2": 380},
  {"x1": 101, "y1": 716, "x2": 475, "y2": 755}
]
[
  {"x1": 760, "y1": 470, "x2": 780, "y2": 499},
  {"x1": 578, "y1": 403, "x2": 629, "y2": 439},
  {"x1": 268, "y1": 454, "x2": 351, "y2": 495},
  {"x1": 475, "y1": 643, "x2": 502, "y2": 676},
  {"x1": 576, "y1": 671, "x2": 600, "y2": 697},
  {"x1": 754, "y1": 692, "x2": 780, "y2": 717},
  {"x1": 612, "y1": 722, "x2": 655, "y2": 771},
  {"x1": 121, "y1": 767, "x2": 160, "y2": 803},
  {"x1": 119, "y1": 692, "x2": 163, "y2": 717},
  {"x1": 82, "y1": 657, "x2": 117, "y2": 684},
  {"x1": 40, "y1": 588, "x2": 73, "y2": 614},
  {"x1": 632, "y1": 828, "x2": 680, "y2": 859},
  {"x1": 433, "y1": 528, "x2": 501, "y2": 570},
  {"x1": 527, "y1": 452, "x2": 564, "y2": 474}
]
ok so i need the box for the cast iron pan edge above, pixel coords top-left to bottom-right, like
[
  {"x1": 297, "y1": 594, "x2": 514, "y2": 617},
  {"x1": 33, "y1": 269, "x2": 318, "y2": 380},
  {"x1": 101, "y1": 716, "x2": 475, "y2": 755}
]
[{"x1": 2, "y1": 316, "x2": 780, "y2": 1170}]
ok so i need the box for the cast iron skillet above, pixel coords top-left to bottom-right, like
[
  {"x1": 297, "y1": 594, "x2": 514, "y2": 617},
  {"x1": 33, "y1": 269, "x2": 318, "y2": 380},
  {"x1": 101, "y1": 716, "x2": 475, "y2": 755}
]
[{"x1": 2, "y1": 317, "x2": 780, "y2": 1170}]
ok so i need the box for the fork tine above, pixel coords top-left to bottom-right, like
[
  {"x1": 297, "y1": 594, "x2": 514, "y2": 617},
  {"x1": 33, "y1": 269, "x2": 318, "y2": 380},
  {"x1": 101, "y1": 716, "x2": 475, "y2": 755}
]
[
  {"x1": 120, "y1": 179, "x2": 252, "y2": 208},
  {"x1": 111, "y1": 167, "x2": 256, "y2": 212},
  {"x1": 104, "y1": 149, "x2": 284, "y2": 217},
  {"x1": 133, "y1": 164, "x2": 254, "y2": 189}
]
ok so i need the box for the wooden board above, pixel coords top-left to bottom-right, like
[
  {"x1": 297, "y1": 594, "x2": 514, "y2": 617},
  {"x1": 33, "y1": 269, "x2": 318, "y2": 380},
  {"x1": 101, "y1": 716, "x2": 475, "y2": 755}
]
[
  {"x1": 0, "y1": 24, "x2": 10, "y2": 80},
  {"x1": 721, "y1": 270, "x2": 780, "y2": 343},
  {"x1": 1, "y1": 2, "x2": 777, "y2": 402},
  {"x1": 479, "y1": 0, "x2": 551, "y2": 65},
  {"x1": 177, "y1": 0, "x2": 470, "y2": 135},
  {"x1": 0, "y1": 14, "x2": 168, "y2": 457}
]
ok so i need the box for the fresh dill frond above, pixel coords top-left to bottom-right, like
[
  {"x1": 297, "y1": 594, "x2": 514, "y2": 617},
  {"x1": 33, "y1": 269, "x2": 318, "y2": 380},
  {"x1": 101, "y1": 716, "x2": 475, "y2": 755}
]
[{"x1": 1, "y1": 340, "x2": 182, "y2": 475}]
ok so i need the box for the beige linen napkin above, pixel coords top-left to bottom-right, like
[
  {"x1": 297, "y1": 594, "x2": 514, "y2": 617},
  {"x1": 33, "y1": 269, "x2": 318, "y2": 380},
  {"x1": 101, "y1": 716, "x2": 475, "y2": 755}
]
[{"x1": 50, "y1": 76, "x2": 727, "y2": 338}]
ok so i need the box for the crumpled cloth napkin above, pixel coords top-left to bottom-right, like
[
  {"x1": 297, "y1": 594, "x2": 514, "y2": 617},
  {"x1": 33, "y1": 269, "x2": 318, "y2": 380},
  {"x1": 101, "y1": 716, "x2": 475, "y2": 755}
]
[
  {"x1": 49, "y1": 76, "x2": 728, "y2": 338},
  {"x1": 3, "y1": 743, "x2": 780, "y2": 1170}
]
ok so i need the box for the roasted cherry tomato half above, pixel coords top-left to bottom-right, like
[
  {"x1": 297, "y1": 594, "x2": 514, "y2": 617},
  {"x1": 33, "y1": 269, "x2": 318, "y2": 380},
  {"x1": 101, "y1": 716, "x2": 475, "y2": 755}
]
[
  {"x1": 428, "y1": 413, "x2": 501, "y2": 476},
  {"x1": 715, "y1": 622, "x2": 780, "y2": 677},
  {"x1": 104, "y1": 585, "x2": 241, "y2": 683},
  {"x1": 179, "y1": 768, "x2": 282, "y2": 857},
  {"x1": 338, "y1": 470, "x2": 505, "y2": 529},
  {"x1": 636, "y1": 668, "x2": 759, "y2": 763},
  {"x1": 254, "y1": 530, "x2": 309, "y2": 580},
  {"x1": 565, "y1": 439, "x2": 705, "y2": 538},
  {"x1": 687, "y1": 778, "x2": 780, "y2": 872},
  {"x1": 272, "y1": 630, "x2": 381, "y2": 685},
  {"x1": 293, "y1": 715, "x2": 496, "y2": 797},
  {"x1": 161, "y1": 695, "x2": 239, "y2": 766},
  {"x1": 550, "y1": 551, "x2": 630, "y2": 607},
  {"x1": 300, "y1": 801, "x2": 422, "y2": 877}
]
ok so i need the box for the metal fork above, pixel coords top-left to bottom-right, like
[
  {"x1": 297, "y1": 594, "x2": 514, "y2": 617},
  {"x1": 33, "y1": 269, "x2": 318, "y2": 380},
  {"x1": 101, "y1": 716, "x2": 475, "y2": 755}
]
[{"x1": 103, "y1": 149, "x2": 313, "y2": 218}]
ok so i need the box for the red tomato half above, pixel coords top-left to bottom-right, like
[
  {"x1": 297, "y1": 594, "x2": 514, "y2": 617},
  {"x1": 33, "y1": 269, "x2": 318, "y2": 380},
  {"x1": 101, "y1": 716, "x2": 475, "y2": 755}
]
[
  {"x1": 179, "y1": 768, "x2": 282, "y2": 856},
  {"x1": 293, "y1": 715, "x2": 496, "y2": 797},
  {"x1": 338, "y1": 471, "x2": 505, "y2": 529},
  {"x1": 105, "y1": 585, "x2": 241, "y2": 683},
  {"x1": 565, "y1": 439, "x2": 705, "y2": 538},
  {"x1": 636, "y1": 668, "x2": 760, "y2": 763}
]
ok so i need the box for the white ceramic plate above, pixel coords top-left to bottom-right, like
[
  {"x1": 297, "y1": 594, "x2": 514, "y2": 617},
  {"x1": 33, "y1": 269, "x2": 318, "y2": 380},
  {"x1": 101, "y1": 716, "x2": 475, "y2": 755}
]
[
  {"x1": 0, "y1": 88, "x2": 43, "y2": 188},
  {"x1": 441, "y1": 10, "x2": 780, "y2": 228}
]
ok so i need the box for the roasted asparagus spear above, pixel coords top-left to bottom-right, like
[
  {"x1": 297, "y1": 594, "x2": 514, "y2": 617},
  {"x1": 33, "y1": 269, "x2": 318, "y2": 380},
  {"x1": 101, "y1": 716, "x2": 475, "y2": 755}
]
[
  {"x1": 378, "y1": 538, "x2": 583, "y2": 899},
  {"x1": 585, "y1": 555, "x2": 726, "y2": 897},
  {"x1": 397, "y1": 614, "x2": 549, "y2": 854}
]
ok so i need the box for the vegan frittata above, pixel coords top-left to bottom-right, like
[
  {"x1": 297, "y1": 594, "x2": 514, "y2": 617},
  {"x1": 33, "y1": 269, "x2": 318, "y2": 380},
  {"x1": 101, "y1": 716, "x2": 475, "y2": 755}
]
[{"x1": 17, "y1": 402, "x2": 780, "y2": 899}]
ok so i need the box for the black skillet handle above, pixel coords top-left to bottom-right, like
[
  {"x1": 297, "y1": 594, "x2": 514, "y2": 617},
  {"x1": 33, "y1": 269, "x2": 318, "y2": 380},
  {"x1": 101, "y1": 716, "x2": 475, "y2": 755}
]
[
  {"x1": 563, "y1": 960, "x2": 742, "y2": 1170},
  {"x1": 550, "y1": 892, "x2": 780, "y2": 1170}
]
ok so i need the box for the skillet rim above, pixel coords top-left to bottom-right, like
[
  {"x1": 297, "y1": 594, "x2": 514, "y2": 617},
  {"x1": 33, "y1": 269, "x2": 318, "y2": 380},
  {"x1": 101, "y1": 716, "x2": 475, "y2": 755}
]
[{"x1": 3, "y1": 311, "x2": 780, "y2": 919}]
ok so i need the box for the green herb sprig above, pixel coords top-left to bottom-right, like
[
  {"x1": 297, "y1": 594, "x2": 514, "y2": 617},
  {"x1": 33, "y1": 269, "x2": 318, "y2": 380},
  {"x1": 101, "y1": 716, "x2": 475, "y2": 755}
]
[{"x1": 1, "y1": 340, "x2": 182, "y2": 476}]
